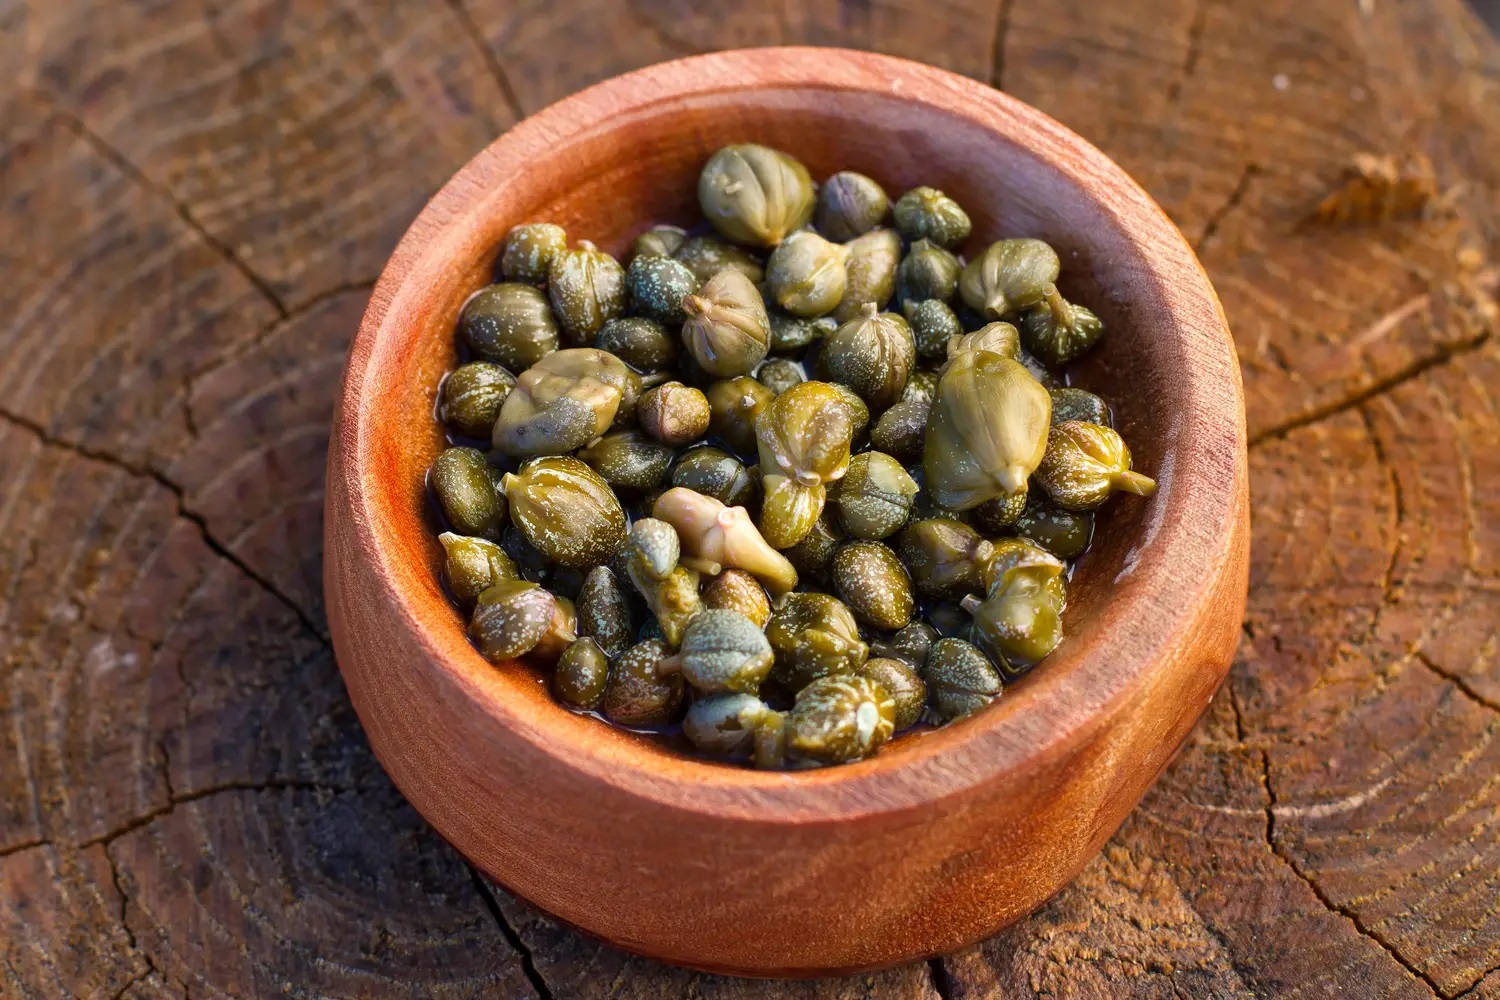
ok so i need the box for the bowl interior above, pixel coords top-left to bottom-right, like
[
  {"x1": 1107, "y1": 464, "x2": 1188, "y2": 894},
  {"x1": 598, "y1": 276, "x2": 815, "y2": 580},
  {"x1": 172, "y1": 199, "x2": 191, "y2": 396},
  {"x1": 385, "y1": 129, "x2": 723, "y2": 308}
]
[{"x1": 350, "y1": 61, "x2": 1231, "y2": 804}]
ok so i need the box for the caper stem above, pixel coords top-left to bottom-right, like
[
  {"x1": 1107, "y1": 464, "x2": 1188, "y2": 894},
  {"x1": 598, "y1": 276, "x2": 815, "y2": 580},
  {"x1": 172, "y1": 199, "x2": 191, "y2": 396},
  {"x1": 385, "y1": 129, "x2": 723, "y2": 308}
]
[
  {"x1": 1113, "y1": 469, "x2": 1158, "y2": 496},
  {"x1": 1043, "y1": 283, "x2": 1075, "y2": 330}
]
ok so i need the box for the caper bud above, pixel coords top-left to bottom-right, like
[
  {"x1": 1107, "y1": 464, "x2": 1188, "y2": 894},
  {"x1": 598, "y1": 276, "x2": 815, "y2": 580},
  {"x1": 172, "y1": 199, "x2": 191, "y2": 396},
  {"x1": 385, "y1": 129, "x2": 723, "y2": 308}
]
[
  {"x1": 698, "y1": 143, "x2": 816, "y2": 248},
  {"x1": 765, "y1": 592, "x2": 869, "y2": 691},
  {"x1": 576, "y1": 565, "x2": 633, "y2": 658},
  {"x1": 902, "y1": 369, "x2": 940, "y2": 406},
  {"x1": 821, "y1": 303, "x2": 915, "y2": 410},
  {"x1": 766, "y1": 230, "x2": 850, "y2": 318},
  {"x1": 894, "y1": 517, "x2": 994, "y2": 600},
  {"x1": 439, "y1": 362, "x2": 515, "y2": 439},
  {"x1": 578, "y1": 430, "x2": 675, "y2": 493},
  {"x1": 831, "y1": 541, "x2": 915, "y2": 630},
  {"x1": 944, "y1": 321, "x2": 1021, "y2": 366},
  {"x1": 758, "y1": 474, "x2": 824, "y2": 550},
  {"x1": 787, "y1": 675, "x2": 896, "y2": 765},
  {"x1": 896, "y1": 239, "x2": 962, "y2": 305},
  {"x1": 665, "y1": 609, "x2": 774, "y2": 695},
  {"x1": 924, "y1": 351, "x2": 1051, "y2": 510},
  {"x1": 834, "y1": 227, "x2": 901, "y2": 323},
  {"x1": 1035, "y1": 420, "x2": 1157, "y2": 511},
  {"x1": 652, "y1": 487, "x2": 798, "y2": 596},
  {"x1": 836, "y1": 452, "x2": 919, "y2": 540},
  {"x1": 964, "y1": 539, "x2": 1067, "y2": 667},
  {"x1": 460, "y1": 283, "x2": 560, "y2": 372},
  {"x1": 683, "y1": 692, "x2": 776, "y2": 758},
  {"x1": 674, "y1": 234, "x2": 765, "y2": 285},
  {"x1": 548, "y1": 241, "x2": 626, "y2": 344},
  {"x1": 968, "y1": 487, "x2": 1028, "y2": 534},
  {"x1": 596, "y1": 317, "x2": 678, "y2": 374},
  {"x1": 629, "y1": 224, "x2": 687, "y2": 263},
  {"x1": 922, "y1": 638, "x2": 1001, "y2": 722},
  {"x1": 619, "y1": 518, "x2": 703, "y2": 647},
  {"x1": 1049, "y1": 387, "x2": 1112, "y2": 427},
  {"x1": 869, "y1": 397, "x2": 930, "y2": 465},
  {"x1": 903, "y1": 299, "x2": 963, "y2": 363},
  {"x1": 757, "y1": 358, "x2": 805, "y2": 397},
  {"x1": 1020, "y1": 286, "x2": 1104, "y2": 367},
  {"x1": 626, "y1": 254, "x2": 698, "y2": 326},
  {"x1": 705, "y1": 376, "x2": 774, "y2": 457},
  {"x1": 492, "y1": 348, "x2": 635, "y2": 457},
  {"x1": 870, "y1": 622, "x2": 940, "y2": 670},
  {"x1": 501, "y1": 456, "x2": 627, "y2": 568},
  {"x1": 670, "y1": 447, "x2": 758, "y2": 509},
  {"x1": 631, "y1": 381, "x2": 706, "y2": 448},
  {"x1": 860, "y1": 657, "x2": 926, "y2": 731},
  {"x1": 682, "y1": 269, "x2": 772, "y2": 378},
  {"x1": 768, "y1": 309, "x2": 825, "y2": 354},
  {"x1": 602, "y1": 639, "x2": 685, "y2": 727},
  {"x1": 752, "y1": 710, "x2": 790, "y2": 769},
  {"x1": 783, "y1": 508, "x2": 843, "y2": 579},
  {"x1": 531, "y1": 594, "x2": 578, "y2": 662},
  {"x1": 553, "y1": 637, "x2": 609, "y2": 709},
  {"x1": 1015, "y1": 494, "x2": 1094, "y2": 559},
  {"x1": 469, "y1": 579, "x2": 556, "y2": 661},
  {"x1": 959, "y1": 239, "x2": 1060, "y2": 319},
  {"x1": 499, "y1": 223, "x2": 568, "y2": 285},
  {"x1": 702, "y1": 569, "x2": 772, "y2": 628},
  {"x1": 439, "y1": 532, "x2": 519, "y2": 610},
  {"x1": 432, "y1": 446, "x2": 507, "y2": 539},
  {"x1": 892, "y1": 187, "x2": 972, "y2": 249},
  {"x1": 814, "y1": 171, "x2": 889, "y2": 241},
  {"x1": 825, "y1": 381, "x2": 871, "y2": 441}
]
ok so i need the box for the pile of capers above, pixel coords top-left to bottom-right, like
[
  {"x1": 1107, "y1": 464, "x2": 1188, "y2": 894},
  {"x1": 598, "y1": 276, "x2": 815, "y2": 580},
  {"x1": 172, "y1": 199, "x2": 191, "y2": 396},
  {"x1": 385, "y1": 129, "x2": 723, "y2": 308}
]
[{"x1": 429, "y1": 143, "x2": 1156, "y2": 769}]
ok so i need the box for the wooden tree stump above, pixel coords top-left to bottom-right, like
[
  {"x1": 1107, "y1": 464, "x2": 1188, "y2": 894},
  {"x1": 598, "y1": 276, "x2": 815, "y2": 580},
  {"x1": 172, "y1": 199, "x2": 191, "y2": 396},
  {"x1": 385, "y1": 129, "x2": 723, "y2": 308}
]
[{"x1": 2, "y1": 1, "x2": 1496, "y2": 997}]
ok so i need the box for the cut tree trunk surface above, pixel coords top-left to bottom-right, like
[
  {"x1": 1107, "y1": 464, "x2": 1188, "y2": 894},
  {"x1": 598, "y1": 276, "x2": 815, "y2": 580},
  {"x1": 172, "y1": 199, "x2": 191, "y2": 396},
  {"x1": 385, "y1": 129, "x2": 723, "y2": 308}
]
[{"x1": 1, "y1": 1, "x2": 1496, "y2": 997}]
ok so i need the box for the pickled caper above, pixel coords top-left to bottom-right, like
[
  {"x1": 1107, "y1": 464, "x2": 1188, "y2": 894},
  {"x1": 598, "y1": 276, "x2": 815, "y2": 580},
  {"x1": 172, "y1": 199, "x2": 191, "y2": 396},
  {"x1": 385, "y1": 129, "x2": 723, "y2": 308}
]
[
  {"x1": 553, "y1": 637, "x2": 609, "y2": 709},
  {"x1": 499, "y1": 223, "x2": 567, "y2": 285},
  {"x1": 576, "y1": 565, "x2": 633, "y2": 659},
  {"x1": 892, "y1": 187, "x2": 972, "y2": 249},
  {"x1": 596, "y1": 316, "x2": 678, "y2": 374},
  {"x1": 626, "y1": 254, "x2": 698, "y2": 326},
  {"x1": 637, "y1": 381, "x2": 711, "y2": 447},
  {"x1": 432, "y1": 446, "x2": 506, "y2": 539},
  {"x1": 757, "y1": 357, "x2": 805, "y2": 397},
  {"x1": 602, "y1": 639, "x2": 685, "y2": 727},
  {"x1": 860, "y1": 657, "x2": 927, "y2": 731},
  {"x1": 831, "y1": 541, "x2": 915, "y2": 630},
  {"x1": 501, "y1": 456, "x2": 627, "y2": 568},
  {"x1": 815, "y1": 171, "x2": 889, "y2": 241},
  {"x1": 549, "y1": 241, "x2": 626, "y2": 344},
  {"x1": 460, "y1": 283, "x2": 560, "y2": 372}
]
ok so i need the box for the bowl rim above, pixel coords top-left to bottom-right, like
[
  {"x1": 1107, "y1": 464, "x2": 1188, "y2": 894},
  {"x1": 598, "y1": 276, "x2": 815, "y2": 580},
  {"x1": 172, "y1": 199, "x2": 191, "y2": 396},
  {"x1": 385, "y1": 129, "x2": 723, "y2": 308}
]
[{"x1": 331, "y1": 46, "x2": 1246, "y2": 826}]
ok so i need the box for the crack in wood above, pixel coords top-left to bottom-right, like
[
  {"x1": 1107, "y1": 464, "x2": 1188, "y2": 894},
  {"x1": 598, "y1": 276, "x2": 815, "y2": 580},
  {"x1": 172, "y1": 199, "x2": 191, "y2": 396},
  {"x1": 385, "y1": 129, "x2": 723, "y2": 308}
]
[
  {"x1": 441, "y1": 0, "x2": 527, "y2": 120},
  {"x1": 927, "y1": 955, "x2": 955, "y2": 999},
  {"x1": 991, "y1": 0, "x2": 1015, "y2": 89},
  {"x1": 104, "y1": 841, "x2": 161, "y2": 999},
  {"x1": 1454, "y1": 960, "x2": 1500, "y2": 999},
  {"x1": 0, "y1": 839, "x2": 49, "y2": 859},
  {"x1": 1194, "y1": 162, "x2": 1260, "y2": 252},
  {"x1": 1168, "y1": 0, "x2": 1210, "y2": 103},
  {"x1": 467, "y1": 865, "x2": 556, "y2": 1000},
  {"x1": 79, "y1": 780, "x2": 354, "y2": 851},
  {"x1": 1414, "y1": 651, "x2": 1500, "y2": 716}
]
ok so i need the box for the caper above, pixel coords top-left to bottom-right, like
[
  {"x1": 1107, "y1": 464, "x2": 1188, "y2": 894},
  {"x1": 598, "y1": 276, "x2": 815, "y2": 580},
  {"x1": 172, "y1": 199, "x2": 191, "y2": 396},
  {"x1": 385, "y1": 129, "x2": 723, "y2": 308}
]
[
  {"x1": 578, "y1": 430, "x2": 675, "y2": 492},
  {"x1": 834, "y1": 227, "x2": 901, "y2": 323},
  {"x1": 670, "y1": 446, "x2": 758, "y2": 509},
  {"x1": 831, "y1": 541, "x2": 915, "y2": 630},
  {"x1": 626, "y1": 254, "x2": 698, "y2": 326},
  {"x1": 432, "y1": 446, "x2": 507, "y2": 539},
  {"x1": 631, "y1": 381, "x2": 707, "y2": 448},
  {"x1": 682, "y1": 269, "x2": 772, "y2": 378},
  {"x1": 705, "y1": 376, "x2": 774, "y2": 457},
  {"x1": 944, "y1": 321, "x2": 1021, "y2": 366},
  {"x1": 1020, "y1": 287, "x2": 1104, "y2": 367},
  {"x1": 547, "y1": 241, "x2": 626, "y2": 344},
  {"x1": 765, "y1": 592, "x2": 869, "y2": 692},
  {"x1": 665, "y1": 609, "x2": 774, "y2": 695},
  {"x1": 553, "y1": 637, "x2": 609, "y2": 709},
  {"x1": 755, "y1": 380, "x2": 854, "y2": 482},
  {"x1": 757, "y1": 357, "x2": 805, "y2": 396},
  {"x1": 964, "y1": 539, "x2": 1067, "y2": 667},
  {"x1": 860, "y1": 657, "x2": 926, "y2": 731},
  {"x1": 697, "y1": 143, "x2": 815, "y2": 248},
  {"x1": 902, "y1": 370, "x2": 940, "y2": 407},
  {"x1": 439, "y1": 362, "x2": 515, "y2": 439},
  {"x1": 836, "y1": 451, "x2": 919, "y2": 540},
  {"x1": 596, "y1": 316, "x2": 678, "y2": 374},
  {"x1": 821, "y1": 303, "x2": 914, "y2": 410},
  {"x1": 531, "y1": 594, "x2": 578, "y2": 662},
  {"x1": 1049, "y1": 387, "x2": 1112, "y2": 428},
  {"x1": 1014, "y1": 494, "x2": 1094, "y2": 559},
  {"x1": 894, "y1": 517, "x2": 993, "y2": 600},
  {"x1": 653, "y1": 487, "x2": 798, "y2": 596},
  {"x1": 499, "y1": 223, "x2": 568, "y2": 285},
  {"x1": 892, "y1": 187, "x2": 972, "y2": 249},
  {"x1": 501, "y1": 456, "x2": 627, "y2": 568},
  {"x1": 768, "y1": 309, "x2": 826, "y2": 354},
  {"x1": 922, "y1": 638, "x2": 1001, "y2": 722},
  {"x1": 468, "y1": 579, "x2": 555, "y2": 661},
  {"x1": 903, "y1": 298, "x2": 963, "y2": 363},
  {"x1": 815, "y1": 171, "x2": 889, "y2": 241},
  {"x1": 968, "y1": 487, "x2": 1028, "y2": 534},
  {"x1": 576, "y1": 565, "x2": 633, "y2": 658},
  {"x1": 492, "y1": 348, "x2": 634, "y2": 457},
  {"x1": 869, "y1": 397, "x2": 930, "y2": 465},
  {"x1": 701, "y1": 569, "x2": 772, "y2": 628},
  {"x1": 1035, "y1": 420, "x2": 1156, "y2": 510},
  {"x1": 619, "y1": 517, "x2": 703, "y2": 647},
  {"x1": 870, "y1": 622, "x2": 940, "y2": 670},
  {"x1": 752, "y1": 710, "x2": 790, "y2": 769},
  {"x1": 766, "y1": 230, "x2": 850, "y2": 317},
  {"x1": 825, "y1": 381, "x2": 871, "y2": 441},
  {"x1": 759, "y1": 474, "x2": 824, "y2": 550},
  {"x1": 460, "y1": 283, "x2": 560, "y2": 372},
  {"x1": 959, "y1": 238, "x2": 1060, "y2": 319},
  {"x1": 439, "y1": 532, "x2": 519, "y2": 610},
  {"x1": 924, "y1": 351, "x2": 1051, "y2": 510},
  {"x1": 602, "y1": 639, "x2": 685, "y2": 727},
  {"x1": 783, "y1": 507, "x2": 843, "y2": 579},
  {"x1": 786, "y1": 675, "x2": 896, "y2": 765},
  {"x1": 683, "y1": 692, "x2": 776, "y2": 758},
  {"x1": 629, "y1": 224, "x2": 687, "y2": 263},
  {"x1": 896, "y1": 239, "x2": 962, "y2": 305},
  {"x1": 674, "y1": 234, "x2": 766, "y2": 285}
]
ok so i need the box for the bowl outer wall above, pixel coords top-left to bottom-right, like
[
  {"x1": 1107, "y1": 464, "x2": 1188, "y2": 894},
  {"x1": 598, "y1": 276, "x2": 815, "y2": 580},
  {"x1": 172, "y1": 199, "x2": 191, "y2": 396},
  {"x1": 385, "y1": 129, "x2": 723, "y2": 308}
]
[{"x1": 323, "y1": 47, "x2": 1249, "y2": 975}]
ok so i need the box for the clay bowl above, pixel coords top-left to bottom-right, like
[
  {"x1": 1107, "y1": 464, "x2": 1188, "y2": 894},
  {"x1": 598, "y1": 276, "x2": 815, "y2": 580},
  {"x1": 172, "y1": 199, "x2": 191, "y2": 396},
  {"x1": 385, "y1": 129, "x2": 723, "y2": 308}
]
[{"x1": 324, "y1": 47, "x2": 1248, "y2": 977}]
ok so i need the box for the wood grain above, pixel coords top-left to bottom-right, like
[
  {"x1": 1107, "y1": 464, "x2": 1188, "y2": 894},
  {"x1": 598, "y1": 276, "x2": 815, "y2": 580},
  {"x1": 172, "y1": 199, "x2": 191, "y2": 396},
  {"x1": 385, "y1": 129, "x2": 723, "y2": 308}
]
[{"x1": 2, "y1": 0, "x2": 1497, "y2": 995}]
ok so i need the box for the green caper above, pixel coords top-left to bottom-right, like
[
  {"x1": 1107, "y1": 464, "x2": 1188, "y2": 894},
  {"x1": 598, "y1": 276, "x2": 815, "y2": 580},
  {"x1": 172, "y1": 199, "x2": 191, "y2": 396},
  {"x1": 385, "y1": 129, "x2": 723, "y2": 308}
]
[
  {"x1": 701, "y1": 569, "x2": 771, "y2": 628},
  {"x1": 670, "y1": 446, "x2": 758, "y2": 509},
  {"x1": 1014, "y1": 494, "x2": 1094, "y2": 559},
  {"x1": 766, "y1": 230, "x2": 850, "y2": 317},
  {"x1": 924, "y1": 351, "x2": 1051, "y2": 510},
  {"x1": 553, "y1": 637, "x2": 609, "y2": 709},
  {"x1": 596, "y1": 317, "x2": 678, "y2": 374},
  {"x1": 682, "y1": 269, "x2": 772, "y2": 377},
  {"x1": 831, "y1": 541, "x2": 915, "y2": 630},
  {"x1": 903, "y1": 298, "x2": 963, "y2": 363},
  {"x1": 825, "y1": 382, "x2": 871, "y2": 441},
  {"x1": 578, "y1": 430, "x2": 675, "y2": 492},
  {"x1": 626, "y1": 254, "x2": 698, "y2": 326},
  {"x1": 602, "y1": 639, "x2": 685, "y2": 727},
  {"x1": 894, "y1": 517, "x2": 993, "y2": 600},
  {"x1": 783, "y1": 507, "x2": 843, "y2": 579},
  {"x1": 814, "y1": 171, "x2": 889, "y2": 241},
  {"x1": 666, "y1": 609, "x2": 774, "y2": 695},
  {"x1": 469, "y1": 579, "x2": 556, "y2": 661},
  {"x1": 635, "y1": 381, "x2": 710, "y2": 447},
  {"x1": 531, "y1": 594, "x2": 578, "y2": 663},
  {"x1": 705, "y1": 376, "x2": 774, "y2": 457},
  {"x1": 548, "y1": 241, "x2": 626, "y2": 344},
  {"x1": 834, "y1": 228, "x2": 901, "y2": 323},
  {"x1": 786, "y1": 675, "x2": 896, "y2": 765},
  {"x1": 836, "y1": 452, "x2": 919, "y2": 540},
  {"x1": 438, "y1": 532, "x2": 518, "y2": 610},
  {"x1": 682, "y1": 692, "x2": 776, "y2": 758},
  {"x1": 432, "y1": 446, "x2": 507, "y2": 539},
  {"x1": 697, "y1": 143, "x2": 815, "y2": 248},
  {"x1": 870, "y1": 622, "x2": 940, "y2": 671},
  {"x1": 754, "y1": 380, "x2": 856, "y2": 490},
  {"x1": 896, "y1": 239, "x2": 962, "y2": 305},
  {"x1": 757, "y1": 358, "x2": 805, "y2": 397},
  {"x1": 621, "y1": 516, "x2": 679, "y2": 582},
  {"x1": 460, "y1": 283, "x2": 560, "y2": 372},
  {"x1": 902, "y1": 370, "x2": 940, "y2": 406},
  {"x1": 1049, "y1": 387, "x2": 1112, "y2": 427},
  {"x1": 821, "y1": 303, "x2": 914, "y2": 410},
  {"x1": 968, "y1": 487, "x2": 1028, "y2": 534},
  {"x1": 892, "y1": 187, "x2": 972, "y2": 249},
  {"x1": 439, "y1": 362, "x2": 515, "y2": 439},
  {"x1": 959, "y1": 239, "x2": 1060, "y2": 319},
  {"x1": 860, "y1": 657, "x2": 926, "y2": 731},
  {"x1": 501, "y1": 456, "x2": 627, "y2": 568},
  {"x1": 758, "y1": 474, "x2": 825, "y2": 550},
  {"x1": 499, "y1": 223, "x2": 568, "y2": 285},
  {"x1": 629, "y1": 224, "x2": 687, "y2": 263},
  {"x1": 868, "y1": 397, "x2": 930, "y2": 465},
  {"x1": 576, "y1": 565, "x2": 633, "y2": 658},
  {"x1": 1020, "y1": 286, "x2": 1104, "y2": 367},
  {"x1": 922, "y1": 638, "x2": 1001, "y2": 721},
  {"x1": 965, "y1": 539, "x2": 1067, "y2": 667},
  {"x1": 765, "y1": 592, "x2": 868, "y2": 691},
  {"x1": 768, "y1": 309, "x2": 826, "y2": 354},
  {"x1": 652, "y1": 487, "x2": 799, "y2": 596},
  {"x1": 944, "y1": 321, "x2": 1021, "y2": 365},
  {"x1": 1036, "y1": 420, "x2": 1157, "y2": 510},
  {"x1": 624, "y1": 553, "x2": 703, "y2": 649},
  {"x1": 674, "y1": 234, "x2": 766, "y2": 285},
  {"x1": 491, "y1": 348, "x2": 635, "y2": 457}
]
